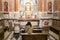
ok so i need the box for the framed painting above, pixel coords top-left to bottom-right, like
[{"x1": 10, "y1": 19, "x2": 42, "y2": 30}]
[
  {"x1": 48, "y1": 1, "x2": 52, "y2": 14},
  {"x1": 4, "y1": 1, "x2": 8, "y2": 12}
]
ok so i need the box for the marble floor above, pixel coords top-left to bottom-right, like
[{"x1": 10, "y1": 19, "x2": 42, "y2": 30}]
[{"x1": 6, "y1": 31, "x2": 22, "y2": 40}]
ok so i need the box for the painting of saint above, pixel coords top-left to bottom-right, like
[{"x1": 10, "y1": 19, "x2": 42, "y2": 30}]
[
  {"x1": 48, "y1": 2, "x2": 52, "y2": 13},
  {"x1": 4, "y1": 2, "x2": 8, "y2": 12}
]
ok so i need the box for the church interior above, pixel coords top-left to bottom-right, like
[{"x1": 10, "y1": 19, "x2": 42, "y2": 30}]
[{"x1": 0, "y1": 0, "x2": 60, "y2": 40}]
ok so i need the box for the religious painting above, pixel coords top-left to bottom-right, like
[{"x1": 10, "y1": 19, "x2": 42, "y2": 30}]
[
  {"x1": 48, "y1": 2, "x2": 52, "y2": 13},
  {"x1": 4, "y1": 2, "x2": 8, "y2": 12}
]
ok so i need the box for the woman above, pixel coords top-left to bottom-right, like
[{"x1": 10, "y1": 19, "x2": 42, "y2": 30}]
[
  {"x1": 43, "y1": 20, "x2": 49, "y2": 33},
  {"x1": 25, "y1": 22, "x2": 33, "y2": 34},
  {"x1": 13, "y1": 22, "x2": 20, "y2": 40}
]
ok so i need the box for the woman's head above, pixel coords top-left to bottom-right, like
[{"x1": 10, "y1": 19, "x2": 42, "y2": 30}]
[{"x1": 26, "y1": 22, "x2": 32, "y2": 27}]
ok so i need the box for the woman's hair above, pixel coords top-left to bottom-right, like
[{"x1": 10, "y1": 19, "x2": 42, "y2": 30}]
[{"x1": 26, "y1": 22, "x2": 32, "y2": 27}]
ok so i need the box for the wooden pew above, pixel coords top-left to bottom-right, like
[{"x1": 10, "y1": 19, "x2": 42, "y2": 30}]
[{"x1": 21, "y1": 33, "x2": 48, "y2": 40}]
